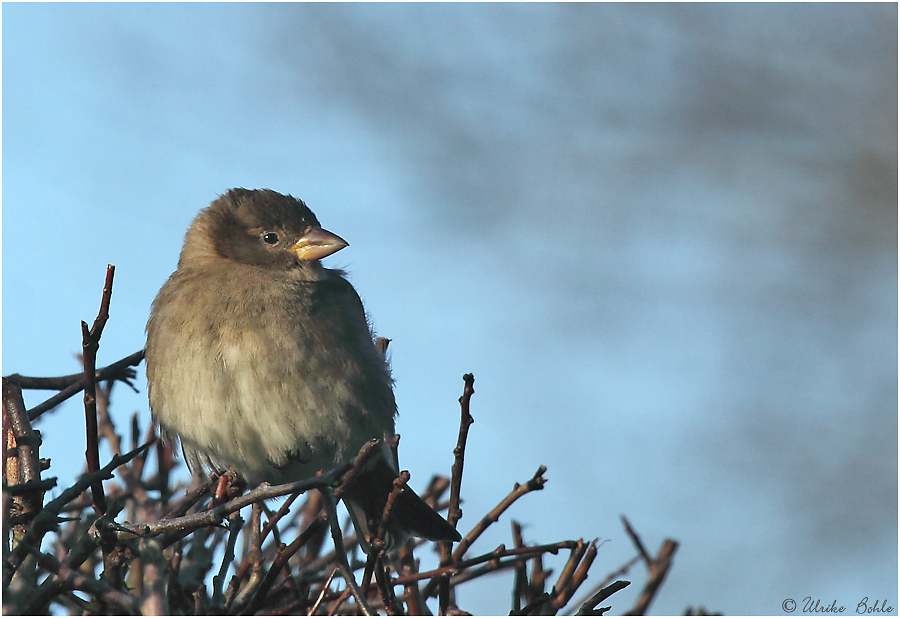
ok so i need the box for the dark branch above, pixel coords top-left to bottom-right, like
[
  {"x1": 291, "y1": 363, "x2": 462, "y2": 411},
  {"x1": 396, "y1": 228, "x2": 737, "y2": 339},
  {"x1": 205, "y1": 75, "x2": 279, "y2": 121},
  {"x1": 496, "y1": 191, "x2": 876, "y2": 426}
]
[
  {"x1": 80, "y1": 265, "x2": 116, "y2": 515},
  {"x1": 3, "y1": 439, "x2": 154, "y2": 590},
  {"x1": 25, "y1": 349, "x2": 145, "y2": 421},
  {"x1": 439, "y1": 372, "x2": 475, "y2": 614},
  {"x1": 451, "y1": 465, "x2": 547, "y2": 563},
  {"x1": 624, "y1": 538, "x2": 679, "y2": 616},
  {"x1": 576, "y1": 580, "x2": 631, "y2": 616}
]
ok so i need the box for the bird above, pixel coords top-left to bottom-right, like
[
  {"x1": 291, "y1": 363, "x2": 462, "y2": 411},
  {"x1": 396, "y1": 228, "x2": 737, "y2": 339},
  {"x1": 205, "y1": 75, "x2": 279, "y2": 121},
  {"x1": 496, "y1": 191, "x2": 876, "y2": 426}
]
[{"x1": 145, "y1": 187, "x2": 460, "y2": 551}]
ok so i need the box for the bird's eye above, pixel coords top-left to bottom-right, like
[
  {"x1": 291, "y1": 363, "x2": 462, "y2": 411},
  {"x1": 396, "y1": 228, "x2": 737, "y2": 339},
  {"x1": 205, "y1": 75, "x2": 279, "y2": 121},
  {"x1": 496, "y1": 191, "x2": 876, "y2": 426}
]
[{"x1": 262, "y1": 232, "x2": 279, "y2": 245}]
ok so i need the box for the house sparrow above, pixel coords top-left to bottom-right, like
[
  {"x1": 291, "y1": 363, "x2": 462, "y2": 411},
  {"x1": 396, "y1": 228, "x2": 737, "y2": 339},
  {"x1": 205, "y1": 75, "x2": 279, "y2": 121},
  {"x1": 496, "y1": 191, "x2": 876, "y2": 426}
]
[{"x1": 145, "y1": 188, "x2": 460, "y2": 549}]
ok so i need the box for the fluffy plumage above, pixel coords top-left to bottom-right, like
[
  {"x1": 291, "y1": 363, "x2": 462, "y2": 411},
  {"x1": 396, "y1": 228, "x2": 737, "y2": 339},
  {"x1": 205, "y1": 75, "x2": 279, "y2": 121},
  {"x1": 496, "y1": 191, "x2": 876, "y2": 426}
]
[{"x1": 145, "y1": 188, "x2": 459, "y2": 549}]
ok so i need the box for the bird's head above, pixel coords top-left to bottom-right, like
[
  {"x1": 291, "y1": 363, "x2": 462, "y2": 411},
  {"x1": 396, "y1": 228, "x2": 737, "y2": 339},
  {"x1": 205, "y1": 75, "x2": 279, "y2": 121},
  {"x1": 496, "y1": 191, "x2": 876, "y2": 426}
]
[{"x1": 179, "y1": 188, "x2": 348, "y2": 272}]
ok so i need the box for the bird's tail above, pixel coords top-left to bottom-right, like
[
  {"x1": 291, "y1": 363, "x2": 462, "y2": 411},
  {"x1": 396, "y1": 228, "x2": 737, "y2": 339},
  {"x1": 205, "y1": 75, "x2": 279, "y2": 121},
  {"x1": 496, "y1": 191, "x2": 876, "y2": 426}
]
[{"x1": 341, "y1": 459, "x2": 461, "y2": 553}]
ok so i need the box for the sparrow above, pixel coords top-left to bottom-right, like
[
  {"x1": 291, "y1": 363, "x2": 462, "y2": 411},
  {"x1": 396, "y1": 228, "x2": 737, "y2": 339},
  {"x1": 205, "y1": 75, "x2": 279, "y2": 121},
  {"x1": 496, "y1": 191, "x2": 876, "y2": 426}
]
[{"x1": 145, "y1": 188, "x2": 460, "y2": 550}]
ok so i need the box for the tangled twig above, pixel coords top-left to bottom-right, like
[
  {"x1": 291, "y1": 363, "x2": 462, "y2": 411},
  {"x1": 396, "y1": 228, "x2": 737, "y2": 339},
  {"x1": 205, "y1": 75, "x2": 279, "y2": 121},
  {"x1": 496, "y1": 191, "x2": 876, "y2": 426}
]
[{"x1": 1, "y1": 266, "x2": 689, "y2": 615}]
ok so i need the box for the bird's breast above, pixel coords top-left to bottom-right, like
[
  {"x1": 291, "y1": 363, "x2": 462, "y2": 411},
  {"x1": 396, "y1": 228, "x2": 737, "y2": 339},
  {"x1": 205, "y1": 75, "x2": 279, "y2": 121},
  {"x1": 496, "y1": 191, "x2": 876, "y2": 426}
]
[{"x1": 147, "y1": 268, "x2": 396, "y2": 484}]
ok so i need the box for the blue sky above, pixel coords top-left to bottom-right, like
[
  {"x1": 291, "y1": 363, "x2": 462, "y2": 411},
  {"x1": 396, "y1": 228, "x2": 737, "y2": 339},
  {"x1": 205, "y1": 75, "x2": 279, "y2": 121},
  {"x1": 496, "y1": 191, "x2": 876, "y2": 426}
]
[{"x1": 3, "y1": 4, "x2": 897, "y2": 615}]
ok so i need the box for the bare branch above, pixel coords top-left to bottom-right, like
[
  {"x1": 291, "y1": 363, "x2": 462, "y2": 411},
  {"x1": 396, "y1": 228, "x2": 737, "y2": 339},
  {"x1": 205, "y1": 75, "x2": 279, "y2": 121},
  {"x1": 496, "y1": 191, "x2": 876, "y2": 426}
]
[
  {"x1": 511, "y1": 520, "x2": 528, "y2": 612},
  {"x1": 620, "y1": 515, "x2": 651, "y2": 565},
  {"x1": 22, "y1": 544, "x2": 141, "y2": 615},
  {"x1": 576, "y1": 580, "x2": 631, "y2": 616},
  {"x1": 23, "y1": 350, "x2": 145, "y2": 421},
  {"x1": 124, "y1": 468, "x2": 344, "y2": 545},
  {"x1": 401, "y1": 540, "x2": 578, "y2": 587},
  {"x1": 451, "y1": 465, "x2": 547, "y2": 563},
  {"x1": 4, "y1": 320, "x2": 677, "y2": 616},
  {"x1": 322, "y1": 488, "x2": 375, "y2": 616},
  {"x1": 3, "y1": 439, "x2": 153, "y2": 590},
  {"x1": 6, "y1": 349, "x2": 143, "y2": 393},
  {"x1": 448, "y1": 372, "x2": 475, "y2": 529},
  {"x1": 624, "y1": 537, "x2": 679, "y2": 616},
  {"x1": 553, "y1": 539, "x2": 598, "y2": 610},
  {"x1": 439, "y1": 372, "x2": 475, "y2": 614},
  {"x1": 211, "y1": 512, "x2": 243, "y2": 609},
  {"x1": 138, "y1": 538, "x2": 169, "y2": 616},
  {"x1": 3, "y1": 379, "x2": 46, "y2": 517}
]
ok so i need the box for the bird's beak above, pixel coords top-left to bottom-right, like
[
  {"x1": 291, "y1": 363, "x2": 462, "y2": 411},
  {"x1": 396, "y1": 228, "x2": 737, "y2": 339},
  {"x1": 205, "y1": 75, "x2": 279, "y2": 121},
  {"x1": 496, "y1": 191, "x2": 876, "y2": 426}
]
[{"x1": 289, "y1": 227, "x2": 349, "y2": 261}]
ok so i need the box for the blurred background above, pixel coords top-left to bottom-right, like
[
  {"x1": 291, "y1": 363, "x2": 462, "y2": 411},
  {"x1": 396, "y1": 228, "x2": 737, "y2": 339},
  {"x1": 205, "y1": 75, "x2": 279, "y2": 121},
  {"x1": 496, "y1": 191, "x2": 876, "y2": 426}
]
[{"x1": 2, "y1": 4, "x2": 896, "y2": 614}]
